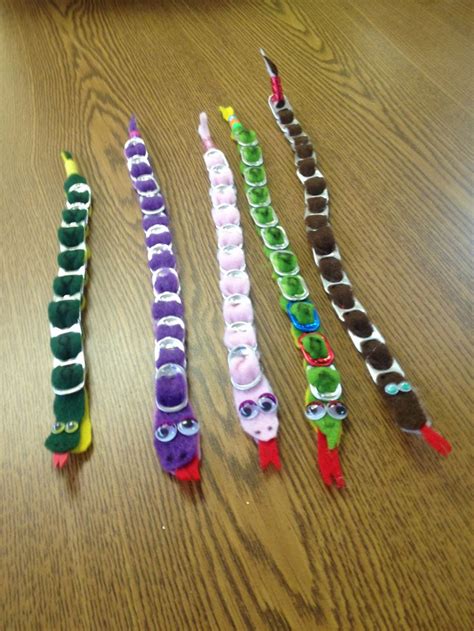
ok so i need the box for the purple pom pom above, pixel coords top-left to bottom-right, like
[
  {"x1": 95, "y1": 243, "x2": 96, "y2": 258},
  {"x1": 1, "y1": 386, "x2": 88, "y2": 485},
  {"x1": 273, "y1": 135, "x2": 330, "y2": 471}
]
[
  {"x1": 146, "y1": 231, "x2": 172, "y2": 248},
  {"x1": 152, "y1": 298, "x2": 184, "y2": 319},
  {"x1": 125, "y1": 142, "x2": 146, "y2": 159},
  {"x1": 155, "y1": 347, "x2": 186, "y2": 368},
  {"x1": 135, "y1": 177, "x2": 158, "y2": 194},
  {"x1": 130, "y1": 162, "x2": 153, "y2": 179},
  {"x1": 156, "y1": 370, "x2": 187, "y2": 410},
  {"x1": 149, "y1": 251, "x2": 176, "y2": 271},
  {"x1": 143, "y1": 214, "x2": 169, "y2": 231},
  {"x1": 153, "y1": 269, "x2": 179, "y2": 293},
  {"x1": 155, "y1": 322, "x2": 185, "y2": 342},
  {"x1": 141, "y1": 195, "x2": 165, "y2": 212}
]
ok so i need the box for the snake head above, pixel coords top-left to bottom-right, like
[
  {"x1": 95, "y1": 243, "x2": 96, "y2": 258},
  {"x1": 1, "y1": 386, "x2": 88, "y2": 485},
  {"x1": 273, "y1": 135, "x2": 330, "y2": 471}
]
[
  {"x1": 233, "y1": 377, "x2": 279, "y2": 442},
  {"x1": 153, "y1": 405, "x2": 200, "y2": 479},
  {"x1": 304, "y1": 398, "x2": 348, "y2": 449}
]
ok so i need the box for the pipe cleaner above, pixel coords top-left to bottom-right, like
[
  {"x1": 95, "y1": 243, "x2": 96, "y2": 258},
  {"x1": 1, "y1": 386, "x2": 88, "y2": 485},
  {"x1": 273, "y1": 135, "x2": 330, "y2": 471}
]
[
  {"x1": 220, "y1": 107, "x2": 348, "y2": 487},
  {"x1": 198, "y1": 112, "x2": 281, "y2": 470},
  {"x1": 44, "y1": 152, "x2": 92, "y2": 467},
  {"x1": 124, "y1": 117, "x2": 201, "y2": 481},
  {"x1": 260, "y1": 50, "x2": 451, "y2": 456}
]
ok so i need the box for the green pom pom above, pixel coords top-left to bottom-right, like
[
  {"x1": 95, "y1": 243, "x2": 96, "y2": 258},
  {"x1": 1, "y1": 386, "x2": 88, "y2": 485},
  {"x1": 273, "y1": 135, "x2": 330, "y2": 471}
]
[
  {"x1": 272, "y1": 251, "x2": 298, "y2": 274},
  {"x1": 48, "y1": 300, "x2": 81, "y2": 328},
  {"x1": 67, "y1": 188, "x2": 90, "y2": 205},
  {"x1": 53, "y1": 275, "x2": 83, "y2": 297},
  {"x1": 52, "y1": 364, "x2": 84, "y2": 391},
  {"x1": 247, "y1": 186, "x2": 270, "y2": 206},
  {"x1": 64, "y1": 173, "x2": 86, "y2": 192},
  {"x1": 302, "y1": 334, "x2": 328, "y2": 359},
  {"x1": 235, "y1": 129, "x2": 257, "y2": 145},
  {"x1": 51, "y1": 333, "x2": 82, "y2": 361},
  {"x1": 262, "y1": 226, "x2": 285, "y2": 247},
  {"x1": 240, "y1": 145, "x2": 262, "y2": 164},
  {"x1": 53, "y1": 389, "x2": 85, "y2": 422},
  {"x1": 244, "y1": 166, "x2": 266, "y2": 185},
  {"x1": 62, "y1": 208, "x2": 87, "y2": 224},
  {"x1": 279, "y1": 276, "x2": 305, "y2": 298},
  {"x1": 58, "y1": 250, "x2": 85, "y2": 271},
  {"x1": 251, "y1": 205, "x2": 276, "y2": 227},
  {"x1": 290, "y1": 302, "x2": 315, "y2": 325},
  {"x1": 58, "y1": 226, "x2": 84, "y2": 248},
  {"x1": 307, "y1": 367, "x2": 341, "y2": 394}
]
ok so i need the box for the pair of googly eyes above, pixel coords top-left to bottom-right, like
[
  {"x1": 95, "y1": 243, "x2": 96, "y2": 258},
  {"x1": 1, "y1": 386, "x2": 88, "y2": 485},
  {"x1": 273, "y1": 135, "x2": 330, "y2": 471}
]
[
  {"x1": 154, "y1": 419, "x2": 200, "y2": 443},
  {"x1": 305, "y1": 400, "x2": 348, "y2": 421},
  {"x1": 384, "y1": 381, "x2": 412, "y2": 396},
  {"x1": 238, "y1": 393, "x2": 278, "y2": 420},
  {"x1": 51, "y1": 421, "x2": 79, "y2": 434}
]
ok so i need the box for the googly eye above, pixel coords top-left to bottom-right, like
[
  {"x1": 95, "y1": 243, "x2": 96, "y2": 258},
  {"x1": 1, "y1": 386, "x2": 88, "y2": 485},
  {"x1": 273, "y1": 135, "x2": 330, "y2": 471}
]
[
  {"x1": 51, "y1": 422, "x2": 65, "y2": 434},
  {"x1": 305, "y1": 401, "x2": 326, "y2": 421},
  {"x1": 238, "y1": 400, "x2": 259, "y2": 420},
  {"x1": 154, "y1": 424, "x2": 177, "y2": 443},
  {"x1": 177, "y1": 419, "x2": 200, "y2": 436},
  {"x1": 384, "y1": 383, "x2": 399, "y2": 396},
  {"x1": 399, "y1": 381, "x2": 412, "y2": 393},
  {"x1": 258, "y1": 393, "x2": 278, "y2": 413},
  {"x1": 65, "y1": 421, "x2": 79, "y2": 434},
  {"x1": 327, "y1": 401, "x2": 348, "y2": 420}
]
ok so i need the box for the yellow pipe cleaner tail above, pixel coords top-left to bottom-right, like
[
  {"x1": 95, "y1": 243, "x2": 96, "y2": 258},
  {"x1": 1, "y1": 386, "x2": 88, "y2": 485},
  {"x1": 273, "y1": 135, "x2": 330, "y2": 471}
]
[{"x1": 61, "y1": 150, "x2": 79, "y2": 177}]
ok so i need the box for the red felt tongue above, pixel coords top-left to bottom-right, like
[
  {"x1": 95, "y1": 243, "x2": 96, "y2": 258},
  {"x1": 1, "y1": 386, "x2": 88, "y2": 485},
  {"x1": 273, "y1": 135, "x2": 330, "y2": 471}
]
[
  {"x1": 53, "y1": 453, "x2": 69, "y2": 468},
  {"x1": 258, "y1": 438, "x2": 281, "y2": 470},
  {"x1": 175, "y1": 455, "x2": 201, "y2": 481},
  {"x1": 317, "y1": 432, "x2": 345, "y2": 488},
  {"x1": 420, "y1": 425, "x2": 452, "y2": 456}
]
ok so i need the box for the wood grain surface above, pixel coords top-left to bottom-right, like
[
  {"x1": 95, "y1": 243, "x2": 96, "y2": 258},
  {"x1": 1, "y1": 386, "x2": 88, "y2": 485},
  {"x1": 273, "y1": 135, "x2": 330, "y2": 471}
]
[{"x1": 1, "y1": 1, "x2": 472, "y2": 629}]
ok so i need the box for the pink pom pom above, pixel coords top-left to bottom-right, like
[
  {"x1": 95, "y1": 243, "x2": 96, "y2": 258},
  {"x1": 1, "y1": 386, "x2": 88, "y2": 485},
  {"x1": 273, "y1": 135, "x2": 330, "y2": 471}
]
[
  {"x1": 210, "y1": 166, "x2": 234, "y2": 187},
  {"x1": 217, "y1": 225, "x2": 243, "y2": 247},
  {"x1": 211, "y1": 185, "x2": 236, "y2": 207},
  {"x1": 218, "y1": 246, "x2": 245, "y2": 271},
  {"x1": 212, "y1": 205, "x2": 240, "y2": 227},
  {"x1": 229, "y1": 351, "x2": 261, "y2": 387},
  {"x1": 220, "y1": 272, "x2": 250, "y2": 297},
  {"x1": 204, "y1": 149, "x2": 226, "y2": 169},
  {"x1": 224, "y1": 325, "x2": 257, "y2": 349},
  {"x1": 223, "y1": 296, "x2": 253, "y2": 323}
]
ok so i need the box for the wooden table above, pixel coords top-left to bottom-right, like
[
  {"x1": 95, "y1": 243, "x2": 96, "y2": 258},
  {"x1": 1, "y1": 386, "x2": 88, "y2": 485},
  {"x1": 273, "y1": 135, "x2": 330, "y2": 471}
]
[{"x1": 1, "y1": 1, "x2": 472, "y2": 629}]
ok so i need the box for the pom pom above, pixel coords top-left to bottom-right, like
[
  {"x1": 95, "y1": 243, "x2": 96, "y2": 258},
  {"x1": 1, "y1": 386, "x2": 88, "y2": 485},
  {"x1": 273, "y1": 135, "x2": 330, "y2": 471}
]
[
  {"x1": 62, "y1": 208, "x2": 87, "y2": 224},
  {"x1": 156, "y1": 370, "x2": 187, "y2": 410},
  {"x1": 218, "y1": 246, "x2": 245, "y2": 272},
  {"x1": 58, "y1": 226, "x2": 84, "y2": 248},
  {"x1": 229, "y1": 351, "x2": 260, "y2": 387},
  {"x1": 212, "y1": 205, "x2": 240, "y2": 226},
  {"x1": 52, "y1": 364, "x2": 84, "y2": 391},
  {"x1": 156, "y1": 347, "x2": 186, "y2": 368},
  {"x1": 219, "y1": 273, "x2": 250, "y2": 297},
  {"x1": 48, "y1": 300, "x2": 81, "y2": 329},
  {"x1": 307, "y1": 366, "x2": 341, "y2": 394},
  {"x1": 287, "y1": 123, "x2": 302, "y2": 137},
  {"x1": 223, "y1": 325, "x2": 257, "y2": 349},
  {"x1": 319, "y1": 257, "x2": 343, "y2": 282},
  {"x1": 361, "y1": 340, "x2": 393, "y2": 370},
  {"x1": 296, "y1": 142, "x2": 314, "y2": 159},
  {"x1": 307, "y1": 196, "x2": 328, "y2": 214},
  {"x1": 140, "y1": 195, "x2": 164, "y2": 212},
  {"x1": 298, "y1": 158, "x2": 316, "y2": 178},
  {"x1": 302, "y1": 335, "x2": 328, "y2": 359},
  {"x1": 153, "y1": 269, "x2": 179, "y2": 294},
  {"x1": 57, "y1": 250, "x2": 85, "y2": 272},
  {"x1": 130, "y1": 161, "x2": 152, "y2": 179},
  {"x1": 307, "y1": 226, "x2": 335, "y2": 255},
  {"x1": 143, "y1": 214, "x2": 169, "y2": 231},
  {"x1": 329, "y1": 284, "x2": 355, "y2": 309},
  {"x1": 289, "y1": 301, "x2": 315, "y2": 325},
  {"x1": 344, "y1": 311, "x2": 373, "y2": 338},
  {"x1": 223, "y1": 297, "x2": 253, "y2": 324},
  {"x1": 149, "y1": 251, "x2": 176, "y2": 271},
  {"x1": 278, "y1": 109, "x2": 294, "y2": 125},
  {"x1": 145, "y1": 230, "x2": 172, "y2": 248},
  {"x1": 152, "y1": 298, "x2": 184, "y2": 320},
  {"x1": 53, "y1": 275, "x2": 83, "y2": 297},
  {"x1": 305, "y1": 214, "x2": 329, "y2": 230},
  {"x1": 50, "y1": 332, "x2": 82, "y2": 361}
]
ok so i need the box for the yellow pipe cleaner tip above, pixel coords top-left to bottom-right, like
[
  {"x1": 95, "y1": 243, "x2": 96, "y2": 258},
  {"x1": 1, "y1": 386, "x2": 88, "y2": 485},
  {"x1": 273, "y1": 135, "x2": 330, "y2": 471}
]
[
  {"x1": 61, "y1": 150, "x2": 79, "y2": 177},
  {"x1": 219, "y1": 106, "x2": 235, "y2": 122}
]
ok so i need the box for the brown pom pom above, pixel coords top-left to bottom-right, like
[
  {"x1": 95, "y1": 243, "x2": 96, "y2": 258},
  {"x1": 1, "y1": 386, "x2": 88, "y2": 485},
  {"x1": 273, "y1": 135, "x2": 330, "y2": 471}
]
[
  {"x1": 305, "y1": 214, "x2": 328, "y2": 230},
  {"x1": 278, "y1": 109, "x2": 294, "y2": 125},
  {"x1": 307, "y1": 196, "x2": 328, "y2": 214},
  {"x1": 319, "y1": 257, "x2": 343, "y2": 282},
  {"x1": 377, "y1": 373, "x2": 427, "y2": 430},
  {"x1": 293, "y1": 135, "x2": 309, "y2": 147},
  {"x1": 329, "y1": 284, "x2": 355, "y2": 309},
  {"x1": 344, "y1": 311, "x2": 373, "y2": 338},
  {"x1": 306, "y1": 177, "x2": 327, "y2": 196},
  {"x1": 287, "y1": 123, "x2": 302, "y2": 137},
  {"x1": 296, "y1": 143, "x2": 314, "y2": 159},
  {"x1": 361, "y1": 340, "x2": 393, "y2": 370},
  {"x1": 308, "y1": 226, "x2": 335, "y2": 255},
  {"x1": 298, "y1": 158, "x2": 316, "y2": 178}
]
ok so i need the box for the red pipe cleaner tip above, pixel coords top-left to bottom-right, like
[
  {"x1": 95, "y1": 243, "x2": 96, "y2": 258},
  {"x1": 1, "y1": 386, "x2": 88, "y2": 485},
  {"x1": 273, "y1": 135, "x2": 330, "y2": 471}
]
[
  {"x1": 175, "y1": 455, "x2": 201, "y2": 481},
  {"x1": 258, "y1": 438, "x2": 281, "y2": 470},
  {"x1": 317, "y1": 432, "x2": 345, "y2": 488},
  {"x1": 420, "y1": 425, "x2": 452, "y2": 456}
]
